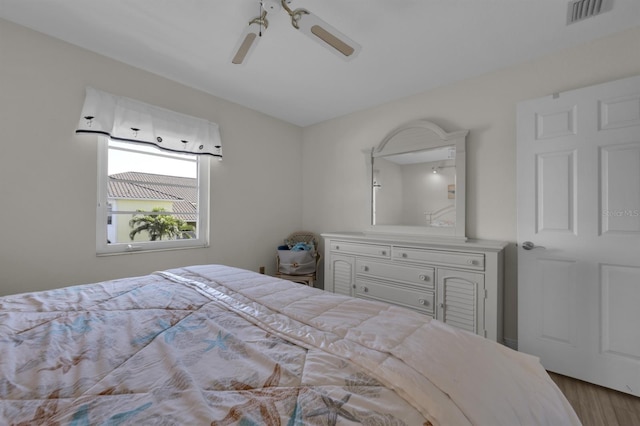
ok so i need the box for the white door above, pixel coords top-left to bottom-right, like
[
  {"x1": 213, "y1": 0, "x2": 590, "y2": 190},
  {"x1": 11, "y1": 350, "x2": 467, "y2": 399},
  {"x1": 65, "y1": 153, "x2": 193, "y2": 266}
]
[{"x1": 517, "y1": 75, "x2": 640, "y2": 396}]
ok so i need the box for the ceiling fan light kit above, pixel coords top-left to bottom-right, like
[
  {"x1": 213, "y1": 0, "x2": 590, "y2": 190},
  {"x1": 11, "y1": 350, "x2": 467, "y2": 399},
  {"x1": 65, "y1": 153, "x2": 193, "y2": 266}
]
[{"x1": 232, "y1": 0, "x2": 361, "y2": 65}]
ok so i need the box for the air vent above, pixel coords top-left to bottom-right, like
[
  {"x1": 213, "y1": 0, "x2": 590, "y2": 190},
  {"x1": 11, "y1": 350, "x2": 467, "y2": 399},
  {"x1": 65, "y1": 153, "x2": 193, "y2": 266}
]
[{"x1": 567, "y1": 0, "x2": 613, "y2": 25}]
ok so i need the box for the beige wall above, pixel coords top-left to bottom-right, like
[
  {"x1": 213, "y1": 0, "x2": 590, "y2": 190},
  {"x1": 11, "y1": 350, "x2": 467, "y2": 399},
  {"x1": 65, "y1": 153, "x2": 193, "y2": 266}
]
[
  {"x1": 0, "y1": 19, "x2": 303, "y2": 296},
  {"x1": 301, "y1": 26, "x2": 640, "y2": 343}
]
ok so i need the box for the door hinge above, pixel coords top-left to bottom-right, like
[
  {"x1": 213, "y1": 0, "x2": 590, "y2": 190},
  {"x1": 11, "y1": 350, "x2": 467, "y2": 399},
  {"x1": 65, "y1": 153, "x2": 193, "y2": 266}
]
[{"x1": 484, "y1": 289, "x2": 488, "y2": 299}]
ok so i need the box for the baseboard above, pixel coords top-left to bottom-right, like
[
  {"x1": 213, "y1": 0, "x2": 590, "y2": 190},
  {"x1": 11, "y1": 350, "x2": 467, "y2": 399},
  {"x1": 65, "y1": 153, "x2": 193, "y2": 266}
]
[{"x1": 503, "y1": 338, "x2": 518, "y2": 351}]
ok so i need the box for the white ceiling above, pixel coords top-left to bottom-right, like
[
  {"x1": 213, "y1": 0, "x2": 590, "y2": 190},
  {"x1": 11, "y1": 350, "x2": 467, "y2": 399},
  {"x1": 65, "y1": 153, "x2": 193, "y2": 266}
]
[{"x1": 1, "y1": 0, "x2": 638, "y2": 126}]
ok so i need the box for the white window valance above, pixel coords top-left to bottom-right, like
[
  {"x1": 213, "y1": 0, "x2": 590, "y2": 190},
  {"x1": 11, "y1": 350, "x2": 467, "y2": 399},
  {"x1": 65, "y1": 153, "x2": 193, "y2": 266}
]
[{"x1": 76, "y1": 87, "x2": 222, "y2": 157}]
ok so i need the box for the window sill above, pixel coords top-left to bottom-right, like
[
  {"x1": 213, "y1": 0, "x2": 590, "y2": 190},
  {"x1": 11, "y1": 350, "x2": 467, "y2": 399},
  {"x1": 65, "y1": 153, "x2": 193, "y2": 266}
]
[{"x1": 96, "y1": 243, "x2": 209, "y2": 257}]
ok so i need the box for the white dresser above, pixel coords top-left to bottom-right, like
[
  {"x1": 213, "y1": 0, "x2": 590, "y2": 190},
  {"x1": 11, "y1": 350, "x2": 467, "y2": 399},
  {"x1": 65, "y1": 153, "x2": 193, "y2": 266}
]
[{"x1": 322, "y1": 232, "x2": 507, "y2": 342}]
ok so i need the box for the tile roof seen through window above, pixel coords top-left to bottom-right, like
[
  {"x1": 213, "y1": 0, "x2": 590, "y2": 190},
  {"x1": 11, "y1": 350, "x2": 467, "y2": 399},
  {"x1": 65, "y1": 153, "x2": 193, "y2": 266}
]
[{"x1": 108, "y1": 172, "x2": 197, "y2": 221}]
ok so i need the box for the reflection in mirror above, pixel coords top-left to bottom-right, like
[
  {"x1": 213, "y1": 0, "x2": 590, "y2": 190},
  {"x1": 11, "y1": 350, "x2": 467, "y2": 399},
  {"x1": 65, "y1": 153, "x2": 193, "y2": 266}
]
[{"x1": 373, "y1": 146, "x2": 456, "y2": 227}]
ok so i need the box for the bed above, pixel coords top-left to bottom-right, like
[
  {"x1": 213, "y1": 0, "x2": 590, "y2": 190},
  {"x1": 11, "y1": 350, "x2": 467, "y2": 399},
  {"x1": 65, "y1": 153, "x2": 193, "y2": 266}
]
[{"x1": 0, "y1": 264, "x2": 579, "y2": 425}]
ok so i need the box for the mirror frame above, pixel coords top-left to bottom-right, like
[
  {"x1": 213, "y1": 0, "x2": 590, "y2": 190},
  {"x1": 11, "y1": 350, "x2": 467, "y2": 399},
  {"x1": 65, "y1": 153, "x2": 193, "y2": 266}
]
[{"x1": 368, "y1": 119, "x2": 468, "y2": 240}]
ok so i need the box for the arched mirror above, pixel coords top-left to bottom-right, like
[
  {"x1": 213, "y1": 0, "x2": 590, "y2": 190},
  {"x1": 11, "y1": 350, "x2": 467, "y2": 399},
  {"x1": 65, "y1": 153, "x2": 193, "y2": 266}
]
[{"x1": 369, "y1": 120, "x2": 468, "y2": 240}]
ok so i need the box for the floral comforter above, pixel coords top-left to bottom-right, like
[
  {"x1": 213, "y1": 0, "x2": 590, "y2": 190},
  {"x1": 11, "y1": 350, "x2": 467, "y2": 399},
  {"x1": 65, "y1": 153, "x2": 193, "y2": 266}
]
[{"x1": 0, "y1": 264, "x2": 579, "y2": 425}]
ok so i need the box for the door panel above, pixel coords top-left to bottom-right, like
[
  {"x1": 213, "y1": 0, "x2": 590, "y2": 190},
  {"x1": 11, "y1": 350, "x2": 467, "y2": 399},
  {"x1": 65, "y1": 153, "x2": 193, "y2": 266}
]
[
  {"x1": 600, "y1": 143, "x2": 640, "y2": 234},
  {"x1": 600, "y1": 264, "x2": 640, "y2": 360},
  {"x1": 599, "y1": 94, "x2": 640, "y2": 130},
  {"x1": 535, "y1": 105, "x2": 577, "y2": 139},
  {"x1": 536, "y1": 150, "x2": 577, "y2": 234},
  {"x1": 538, "y1": 258, "x2": 577, "y2": 345}
]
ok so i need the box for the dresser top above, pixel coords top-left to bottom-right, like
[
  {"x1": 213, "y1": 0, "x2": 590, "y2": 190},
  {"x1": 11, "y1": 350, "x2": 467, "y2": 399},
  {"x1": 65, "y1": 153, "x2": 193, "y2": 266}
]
[{"x1": 321, "y1": 231, "x2": 508, "y2": 252}]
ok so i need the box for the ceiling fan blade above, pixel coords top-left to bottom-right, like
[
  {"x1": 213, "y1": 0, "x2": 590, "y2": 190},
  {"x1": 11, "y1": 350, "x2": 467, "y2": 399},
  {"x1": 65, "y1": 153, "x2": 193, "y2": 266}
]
[
  {"x1": 231, "y1": 30, "x2": 259, "y2": 65},
  {"x1": 231, "y1": 14, "x2": 268, "y2": 65},
  {"x1": 294, "y1": 11, "x2": 361, "y2": 60}
]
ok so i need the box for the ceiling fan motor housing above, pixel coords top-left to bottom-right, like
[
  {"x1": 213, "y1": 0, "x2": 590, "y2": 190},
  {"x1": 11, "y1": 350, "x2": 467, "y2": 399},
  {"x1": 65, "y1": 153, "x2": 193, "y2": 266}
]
[{"x1": 261, "y1": 0, "x2": 291, "y2": 13}]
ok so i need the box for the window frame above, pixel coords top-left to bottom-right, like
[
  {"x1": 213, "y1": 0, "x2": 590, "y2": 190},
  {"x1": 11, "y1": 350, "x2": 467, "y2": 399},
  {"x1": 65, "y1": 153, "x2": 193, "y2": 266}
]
[{"x1": 96, "y1": 136, "x2": 210, "y2": 255}]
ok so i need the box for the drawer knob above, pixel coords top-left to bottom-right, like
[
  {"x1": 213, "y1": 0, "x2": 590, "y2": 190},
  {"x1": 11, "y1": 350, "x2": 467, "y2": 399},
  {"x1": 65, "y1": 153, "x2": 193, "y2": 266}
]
[
  {"x1": 381, "y1": 250, "x2": 387, "y2": 255},
  {"x1": 419, "y1": 299, "x2": 428, "y2": 306},
  {"x1": 419, "y1": 274, "x2": 429, "y2": 281},
  {"x1": 335, "y1": 245, "x2": 340, "y2": 250},
  {"x1": 467, "y1": 259, "x2": 477, "y2": 265},
  {"x1": 401, "y1": 253, "x2": 408, "y2": 258},
  {"x1": 362, "y1": 266, "x2": 369, "y2": 272},
  {"x1": 361, "y1": 286, "x2": 369, "y2": 293}
]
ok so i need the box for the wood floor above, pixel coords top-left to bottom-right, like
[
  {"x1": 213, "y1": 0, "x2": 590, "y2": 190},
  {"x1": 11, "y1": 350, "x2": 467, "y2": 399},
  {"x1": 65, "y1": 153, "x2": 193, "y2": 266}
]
[{"x1": 548, "y1": 372, "x2": 640, "y2": 426}]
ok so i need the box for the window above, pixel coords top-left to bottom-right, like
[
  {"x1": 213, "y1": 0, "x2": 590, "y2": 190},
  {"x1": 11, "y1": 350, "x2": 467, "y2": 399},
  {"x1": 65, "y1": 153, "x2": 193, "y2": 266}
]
[
  {"x1": 78, "y1": 87, "x2": 220, "y2": 254},
  {"x1": 97, "y1": 137, "x2": 210, "y2": 254}
]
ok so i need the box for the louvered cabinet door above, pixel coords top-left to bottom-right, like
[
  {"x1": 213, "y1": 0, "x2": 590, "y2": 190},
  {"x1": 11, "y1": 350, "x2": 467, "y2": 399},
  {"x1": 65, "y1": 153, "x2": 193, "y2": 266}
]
[
  {"x1": 437, "y1": 268, "x2": 486, "y2": 337},
  {"x1": 329, "y1": 254, "x2": 355, "y2": 296}
]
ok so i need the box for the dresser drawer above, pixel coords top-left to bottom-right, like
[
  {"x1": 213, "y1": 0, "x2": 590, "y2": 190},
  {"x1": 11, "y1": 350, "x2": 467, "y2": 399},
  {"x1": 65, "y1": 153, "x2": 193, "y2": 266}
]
[
  {"x1": 392, "y1": 247, "x2": 485, "y2": 270},
  {"x1": 330, "y1": 241, "x2": 391, "y2": 258},
  {"x1": 355, "y1": 278, "x2": 434, "y2": 314},
  {"x1": 355, "y1": 259, "x2": 434, "y2": 289}
]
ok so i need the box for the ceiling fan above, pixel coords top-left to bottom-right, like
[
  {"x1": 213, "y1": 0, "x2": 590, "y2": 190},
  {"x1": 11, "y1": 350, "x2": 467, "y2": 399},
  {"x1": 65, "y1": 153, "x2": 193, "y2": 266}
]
[{"x1": 231, "y1": 0, "x2": 362, "y2": 65}]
